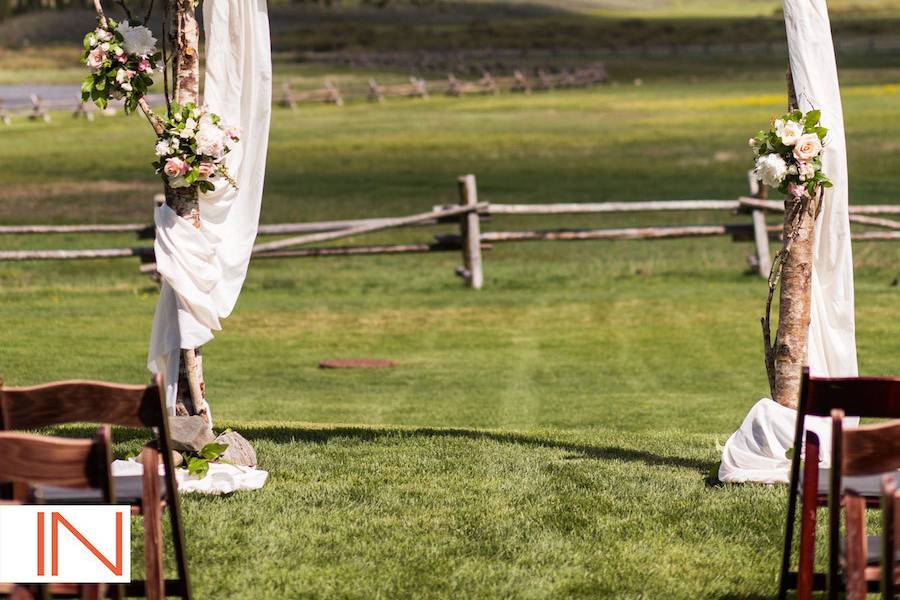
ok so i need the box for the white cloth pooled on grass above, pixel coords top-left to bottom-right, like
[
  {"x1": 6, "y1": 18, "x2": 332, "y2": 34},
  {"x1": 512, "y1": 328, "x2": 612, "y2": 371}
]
[
  {"x1": 112, "y1": 459, "x2": 268, "y2": 495},
  {"x1": 718, "y1": 0, "x2": 858, "y2": 484},
  {"x1": 148, "y1": 0, "x2": 273, "y2": 411}
]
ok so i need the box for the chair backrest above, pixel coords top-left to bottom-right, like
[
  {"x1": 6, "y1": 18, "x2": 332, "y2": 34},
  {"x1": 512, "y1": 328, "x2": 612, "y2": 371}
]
[
  {"x1": 800, "y1": 368, "x2": 900, "y2": 419},
  {"x1": 0, "y1": 375, "x2": 178, "y2": 510},
  {"x1": 0, "y1": 427, "x2": 114, "y2": 501},
  {"x1": 833, "y1": 411, "x2": 900, "y2": 477},
  {"x1": 0, "y1": 375, "x2": 166, "y2": 431}
]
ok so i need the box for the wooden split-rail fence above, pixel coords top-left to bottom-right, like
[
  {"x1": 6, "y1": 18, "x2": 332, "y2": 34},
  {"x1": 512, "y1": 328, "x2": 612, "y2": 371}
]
[
  {"x1": 279, "y1": 64, "x2": 608, "y2": 108},
  {"x1": 0, "y1": 95, "x2": 108, "y2": 125},
  {"x1": 2, "y1": 173, "x2": 900, "y2": 288}
]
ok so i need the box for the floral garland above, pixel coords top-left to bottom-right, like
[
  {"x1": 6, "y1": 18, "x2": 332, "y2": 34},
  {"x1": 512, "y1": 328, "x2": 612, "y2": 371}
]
[
  {"x1": 81, "y1": 18, "x2": 159, "y2": 114},
  {"x1": 750, "y1": 109, "x2": 832, "y2": 199},
  {"x1": 153, "y1": 103, "x2": 240, "y2": 193}
]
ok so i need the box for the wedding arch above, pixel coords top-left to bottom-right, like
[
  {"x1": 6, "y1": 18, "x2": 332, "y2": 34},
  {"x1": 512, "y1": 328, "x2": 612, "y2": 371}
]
[
  {"x1": 720, "y1": 0, "x2": 858, "y2": 483},
  {"x1": 83, "y1": 0, "x2": 272, "y2": 424}
]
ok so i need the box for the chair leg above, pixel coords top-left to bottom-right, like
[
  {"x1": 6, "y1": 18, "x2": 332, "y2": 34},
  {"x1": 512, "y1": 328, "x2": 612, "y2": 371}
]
[
  {"x1": 141, "y1": 448, "x2": 165, "y2": 600},
  {"x1": 844, "y1": 495, "x2": 868, "y2": 600},
  {"x1": 167, "y1": 476, "x2": 192, "y2": 599},
  {"x1": 10, "y1": 585, "x2": 35, "y2": 600},
  {"x1": 797, "y1": 440, "x2": 821, "y2": 600},
  {"x1": 779, "y1": 471, "x2": 802, "y2": 599},
  {"x1": 79, "y1": 583, "x2": 106, "y2": 600}
]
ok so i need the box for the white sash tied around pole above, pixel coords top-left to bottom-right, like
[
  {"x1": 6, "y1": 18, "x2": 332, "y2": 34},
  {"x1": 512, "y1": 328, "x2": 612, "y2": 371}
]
[
  {"x1": 148, "y1": 0, "x2": 272, "y2": 411},
  {"x1": 719, "y1": 0, "x2": 858, "y2": 483}
]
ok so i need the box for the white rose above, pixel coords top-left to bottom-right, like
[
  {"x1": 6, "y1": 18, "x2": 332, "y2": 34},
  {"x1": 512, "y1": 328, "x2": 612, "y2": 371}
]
[
  {"x1": 155, "y1": 140, "x2": 171, "y2": 157},
  {"x1": 179, "y1": 127, "x2": 195, "y2": 139},
  {"x1": 195, "y1": 121, "x2": 227, "y2": 158},
  {"x1": 755, "y1": 153, "x2": 788, "y2": 188},
  {"x1": 116, "y1": 21, "x2": 157, "y2": 57},
  {"x1": 100, "y1": 42, "x2": 110, "y2": 51},
  {"x1": 794, "y1": 133, "x2": 823, "y2": 162},
  {"x1": 115, "y1": 68, "x2": 127, "y2": 84},
  {"x1": 121, "y1": 83, "x2": 133, "y2": 92},
  {"x1": 95, "y1": 28, "x2": 112, "y2": 42},
  {"x1": 778, "y1": 120, "x2": 803, "y2": 146}
]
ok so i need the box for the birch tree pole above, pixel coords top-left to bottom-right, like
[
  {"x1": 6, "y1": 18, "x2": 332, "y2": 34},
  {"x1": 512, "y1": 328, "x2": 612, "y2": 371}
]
[
  {"x1": 761, "y1": 70, "x2": 822, "y2": 408},
  {"x1": 164, "y1": 0, "x2": 212, "y2": 423},
  {"x1": 89, "y1": 0, "x2": 211, "y2": 422}
]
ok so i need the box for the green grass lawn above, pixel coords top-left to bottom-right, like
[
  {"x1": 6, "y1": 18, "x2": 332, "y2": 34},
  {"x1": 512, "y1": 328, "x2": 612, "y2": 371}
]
[{"x1": 2, "y1": 55, "x2": 900, "y2": 597}]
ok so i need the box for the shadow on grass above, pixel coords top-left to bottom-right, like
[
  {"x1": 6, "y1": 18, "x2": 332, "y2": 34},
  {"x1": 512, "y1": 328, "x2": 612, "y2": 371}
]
[
  {"x1": 46, "y1": 423, "x2": 715, "y2": 476},
  {"x1": 238, "y1": 424, "x2": 715, "y2": 476}
]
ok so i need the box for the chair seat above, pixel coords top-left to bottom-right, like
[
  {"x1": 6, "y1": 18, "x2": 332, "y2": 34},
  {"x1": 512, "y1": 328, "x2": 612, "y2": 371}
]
[
  {"x1": 31, "y1": 474, "x2": 166, "y2": 506},
  {"x1": 800, "y1": 469, "x2": 900, "y2": 497},
  {"x1": 841, "y1": 535, "x2": 900, "y2": 566}
]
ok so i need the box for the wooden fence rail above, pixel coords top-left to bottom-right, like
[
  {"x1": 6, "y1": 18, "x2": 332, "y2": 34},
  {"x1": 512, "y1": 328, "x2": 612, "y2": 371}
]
[
  {"x1": 2, "y1": 173, "x2": 899, "y2": 288},
  {"x1": 279, "y1": 64, "x2": 608, "y2": 109}
]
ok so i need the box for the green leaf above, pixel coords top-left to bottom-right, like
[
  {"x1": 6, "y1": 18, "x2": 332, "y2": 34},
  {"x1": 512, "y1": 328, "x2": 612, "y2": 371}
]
[
  {"x1": 187, "y1": 456, "x2": 210, "y2": 479},
  {"x1": 805, "y1": 109, "x2": 821, "y2": 127},
  {"x1": 199, "y1": 441, "x2": 229, "y2": 461}
]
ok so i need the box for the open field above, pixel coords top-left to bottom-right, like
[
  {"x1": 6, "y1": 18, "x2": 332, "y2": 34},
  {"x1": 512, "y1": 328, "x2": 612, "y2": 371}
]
[{"x1": 2, "y1": 19, "x2": 900, "y2": 600}]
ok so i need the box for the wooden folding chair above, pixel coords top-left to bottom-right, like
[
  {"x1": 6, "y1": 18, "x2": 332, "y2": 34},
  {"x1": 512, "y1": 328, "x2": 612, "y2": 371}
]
[
  {"x1": 0, "y1": 376, "x2": 190, "y2": 600},
  {"x1": 0, "y1": 427, "x2": 113, "y2": 600},
  {"x1": 880, "y1": 475, "x2": 900, "y2": 599},
  {"x1": 830, "y1": 412, "x2": 900, "y2": 600},
  {"x1": 778, "y1": 368, "x2": 900, "y2": 600}
]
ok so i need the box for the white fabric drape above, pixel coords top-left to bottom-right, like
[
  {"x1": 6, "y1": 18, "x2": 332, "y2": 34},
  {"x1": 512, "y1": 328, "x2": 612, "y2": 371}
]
[
  {"x1": 112, "y1": 459, "x2": 268, "y2": 495},
  {"x1": 148, "y1": 0, "x2": 272, "y2": 411},
  {"x1": 719, "y1": 0, "x2": 858, "y2": 484}
]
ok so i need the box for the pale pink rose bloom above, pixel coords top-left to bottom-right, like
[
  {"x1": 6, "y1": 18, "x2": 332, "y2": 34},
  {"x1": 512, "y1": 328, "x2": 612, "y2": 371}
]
[
  {"x1": 86, "y1": 46, "x2": 106, "y2": 72},
  {"x1": 117, "y1": 54, "x2": 128, "y2": 64},
  {"x1": 137, "y1": 58, "x2": 152, "y2": 73},
  {"x1": 788, "y1": 182, "x2": 810, "y2": 199},
  {"x1": 197, "y1": 162, "x2": 216, "y2": 179},
  {"x1": 793, "y1": 133, "x2": 823, "y2": 162},
  {"x1": 797, "y1": 161, "x2": 816, "y2": 182},
  {"x1": 163, "y1": 157, "x2": 190, "y2": 178}
]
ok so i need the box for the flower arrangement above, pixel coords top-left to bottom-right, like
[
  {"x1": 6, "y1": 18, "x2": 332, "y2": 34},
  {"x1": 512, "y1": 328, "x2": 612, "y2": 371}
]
[
  {"x1": 750, "y1": 109, "x2": 832, "y2": 199},
  {"x1": 81, "y1": 19, "x2": 160, "y2": 114},
  {"x1": 153, "y1": 102, "x2": 240, "y2": 193}
]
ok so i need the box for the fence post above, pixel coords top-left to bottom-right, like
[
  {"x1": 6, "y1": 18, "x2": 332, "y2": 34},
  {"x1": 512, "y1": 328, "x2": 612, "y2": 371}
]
[
  {"x1": 749, "y1": 172, "x2": 771, "y2": 278},
  {"x1": 457, "y1": 174, "x2": 484, "y2": 290}
]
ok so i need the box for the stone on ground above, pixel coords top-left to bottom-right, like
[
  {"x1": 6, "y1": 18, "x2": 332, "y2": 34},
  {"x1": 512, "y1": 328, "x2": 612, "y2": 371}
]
[
  {"x1": 215, "y1": 430, "x2": 257, "y2": 467},
  {"x1": 169, "y1": 415, "x2": 215, "y2": 453}
]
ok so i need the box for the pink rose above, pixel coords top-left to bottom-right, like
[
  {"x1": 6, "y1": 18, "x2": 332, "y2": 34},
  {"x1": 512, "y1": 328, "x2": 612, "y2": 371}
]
[
  {"x1": 793, "y1": 133, "x2": 823, "y2": 162},
  {"x1": 788, "y1": 182, "x2": 810, "y2": 199},
  {"x1": 197, "y1": 162, "x2": 216, "y2": 179},
  {"x1": 86, "y1": 46, "x2": 106, "y2": 72},
  {"x1": 117, "y1": 54, "x2": 127, "y2": 64},
  {"x1": 163, "y1": 157, "x2": 190, "y2": 178},
  {"x1": 797, "y1": 161, "x2": 815, "y2": 182},
  {"x1": 137, "y1": 58, "x2": 152, "y2": 73}
]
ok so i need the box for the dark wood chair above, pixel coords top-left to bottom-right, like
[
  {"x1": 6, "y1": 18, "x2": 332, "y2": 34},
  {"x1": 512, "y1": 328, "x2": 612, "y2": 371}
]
[
  {"x1": 880, "y1": 474, "x2": 900, "y2": 599},
  {"x1": 0, "y1": 376, "x2": 190, "y2": 600},
  {"x1": 830, "y1": 413, "x2": 900, "y2": 600},
  {"x1": 778, "y1": 368, "x2": 900, "y2": 600},
  {"x1": 0, "y1": 427, "x2": 113, "y2": 600}
]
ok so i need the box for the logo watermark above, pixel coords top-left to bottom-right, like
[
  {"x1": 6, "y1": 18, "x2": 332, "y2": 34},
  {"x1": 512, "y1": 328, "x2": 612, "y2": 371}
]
[{"x1": 0, "y1": 505, "x2": 130, "y2": 583}]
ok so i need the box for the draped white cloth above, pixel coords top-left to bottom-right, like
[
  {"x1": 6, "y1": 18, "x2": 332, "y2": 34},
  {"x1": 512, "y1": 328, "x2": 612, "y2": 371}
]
[
  {"x1": 148, "y1": 0, "x2": 272, "y2": 412},
  {"x1": 112, "y1": 459, "x2": 268, "y2": 495},
  {"x1": 719, "y1": 0, "x2": 858, "y2": 484}
]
